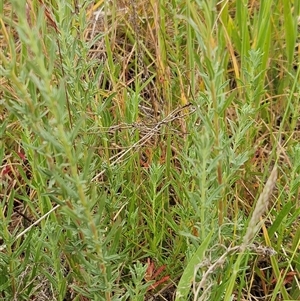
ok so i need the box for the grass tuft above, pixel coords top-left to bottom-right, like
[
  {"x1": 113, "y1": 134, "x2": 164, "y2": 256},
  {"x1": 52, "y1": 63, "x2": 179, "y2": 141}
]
[{"x1": 1, "y1": 0, "x2": 300, "y2": 300}]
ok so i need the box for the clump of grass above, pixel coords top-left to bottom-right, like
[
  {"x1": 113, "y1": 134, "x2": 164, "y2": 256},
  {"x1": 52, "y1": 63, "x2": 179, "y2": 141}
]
[{"x1": 1, "y1": 0, "x2": 300, "y2": 300}]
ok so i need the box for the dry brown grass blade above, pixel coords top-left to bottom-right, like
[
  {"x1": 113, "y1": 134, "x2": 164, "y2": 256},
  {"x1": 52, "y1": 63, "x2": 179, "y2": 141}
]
[{"x1": 37, "y1": 0, "x2": 59, "y2": 33}]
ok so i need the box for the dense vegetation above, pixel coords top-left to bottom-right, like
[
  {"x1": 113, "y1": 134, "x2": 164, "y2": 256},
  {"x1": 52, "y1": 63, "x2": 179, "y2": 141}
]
[{"x1": 0, "y1": 0, "x2": 299, "y2": 300}]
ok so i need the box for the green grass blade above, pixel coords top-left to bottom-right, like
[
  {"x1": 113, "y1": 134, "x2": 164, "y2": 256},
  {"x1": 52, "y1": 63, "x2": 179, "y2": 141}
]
[
  {"x1": 283, "y1": 0, "x2": 296, "y2": 67},
  {"x1": 175, "y1": 231, "x2": 213, "y2": 301}
]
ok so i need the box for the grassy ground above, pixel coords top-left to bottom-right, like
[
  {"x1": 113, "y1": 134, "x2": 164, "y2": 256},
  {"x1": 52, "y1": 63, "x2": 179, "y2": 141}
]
[{"x1": 1, "y1": 0, "x2": 300, "y2": 300}]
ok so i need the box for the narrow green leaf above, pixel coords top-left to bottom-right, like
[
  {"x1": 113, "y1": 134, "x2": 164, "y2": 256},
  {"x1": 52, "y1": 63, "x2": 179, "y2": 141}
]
[
  {"x1": 283, "y1": 0, "x2": 296, "y2": 67},
  {"x1": 175, "y1": 231, "x2": 213, "y2": 301},
  {"x1": 268, "y1": 202, "x2": 293, "y2": 237}
]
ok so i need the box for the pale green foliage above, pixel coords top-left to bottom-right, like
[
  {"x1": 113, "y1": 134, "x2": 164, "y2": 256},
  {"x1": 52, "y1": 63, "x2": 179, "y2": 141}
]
[{"x1": 1, "y1": 0, "x2": 299, "y2": 300}]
